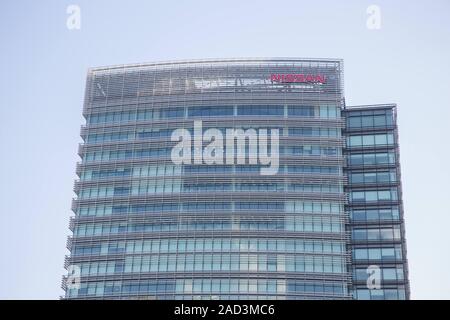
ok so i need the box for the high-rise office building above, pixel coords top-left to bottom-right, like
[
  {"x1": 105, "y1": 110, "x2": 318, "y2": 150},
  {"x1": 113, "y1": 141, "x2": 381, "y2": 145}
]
[{"x1": 62, "y1": 58, "x2": 409, "y2": 299}]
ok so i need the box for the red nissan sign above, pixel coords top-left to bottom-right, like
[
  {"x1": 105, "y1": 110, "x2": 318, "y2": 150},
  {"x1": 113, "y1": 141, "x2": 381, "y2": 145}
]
[{"x1": 270, "y1": 74, "x2": 326, "y2": 84}]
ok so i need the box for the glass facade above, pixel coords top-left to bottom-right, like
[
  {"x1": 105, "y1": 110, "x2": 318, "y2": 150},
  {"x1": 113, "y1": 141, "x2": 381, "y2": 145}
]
[
  {"x1": 344, "y1": 106, "x2": 410, "y2": 300},
  {"x1": 62, "y1": 58, "x2": 409, "y2": 300}
]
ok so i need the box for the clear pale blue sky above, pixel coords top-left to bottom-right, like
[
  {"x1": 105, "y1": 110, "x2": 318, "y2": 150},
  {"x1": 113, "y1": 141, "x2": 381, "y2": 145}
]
[{"x1": 1, "y1": 0, "x2": 449, "y2": 299}]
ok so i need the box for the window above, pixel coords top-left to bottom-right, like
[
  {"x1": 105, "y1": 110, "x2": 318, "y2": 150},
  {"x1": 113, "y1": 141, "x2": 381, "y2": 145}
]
[
  {"x1": 361, "y1": 116, "x2": 374, "y2": 127},
  {"x1": 188, "y1": 106, "x2": 233, "y2": 117},
  {"x1": 350, "y1": 189, "x2": 398, "y2": 203},
  {"x1": 346, "y1": 109, "x2": 394, "y2": 129},
  {"x1": 354, "y1": 249, "x2": 368, "y2": 260},
  {"x1": 373, "y1": 115, "x2": 386, "y2": 127},
  {"x1": 352, "y1": 227, "x2": 401, "y2": 241},
  {"x1": 347, "y1": 134, "x2": 394, "y2": 147},
  {"x1": 288, "y1": 106, "x2": 315, "y2": 117},
  {"x1": 237, "y1": 105, "x2": 284, "y2": 116}
]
